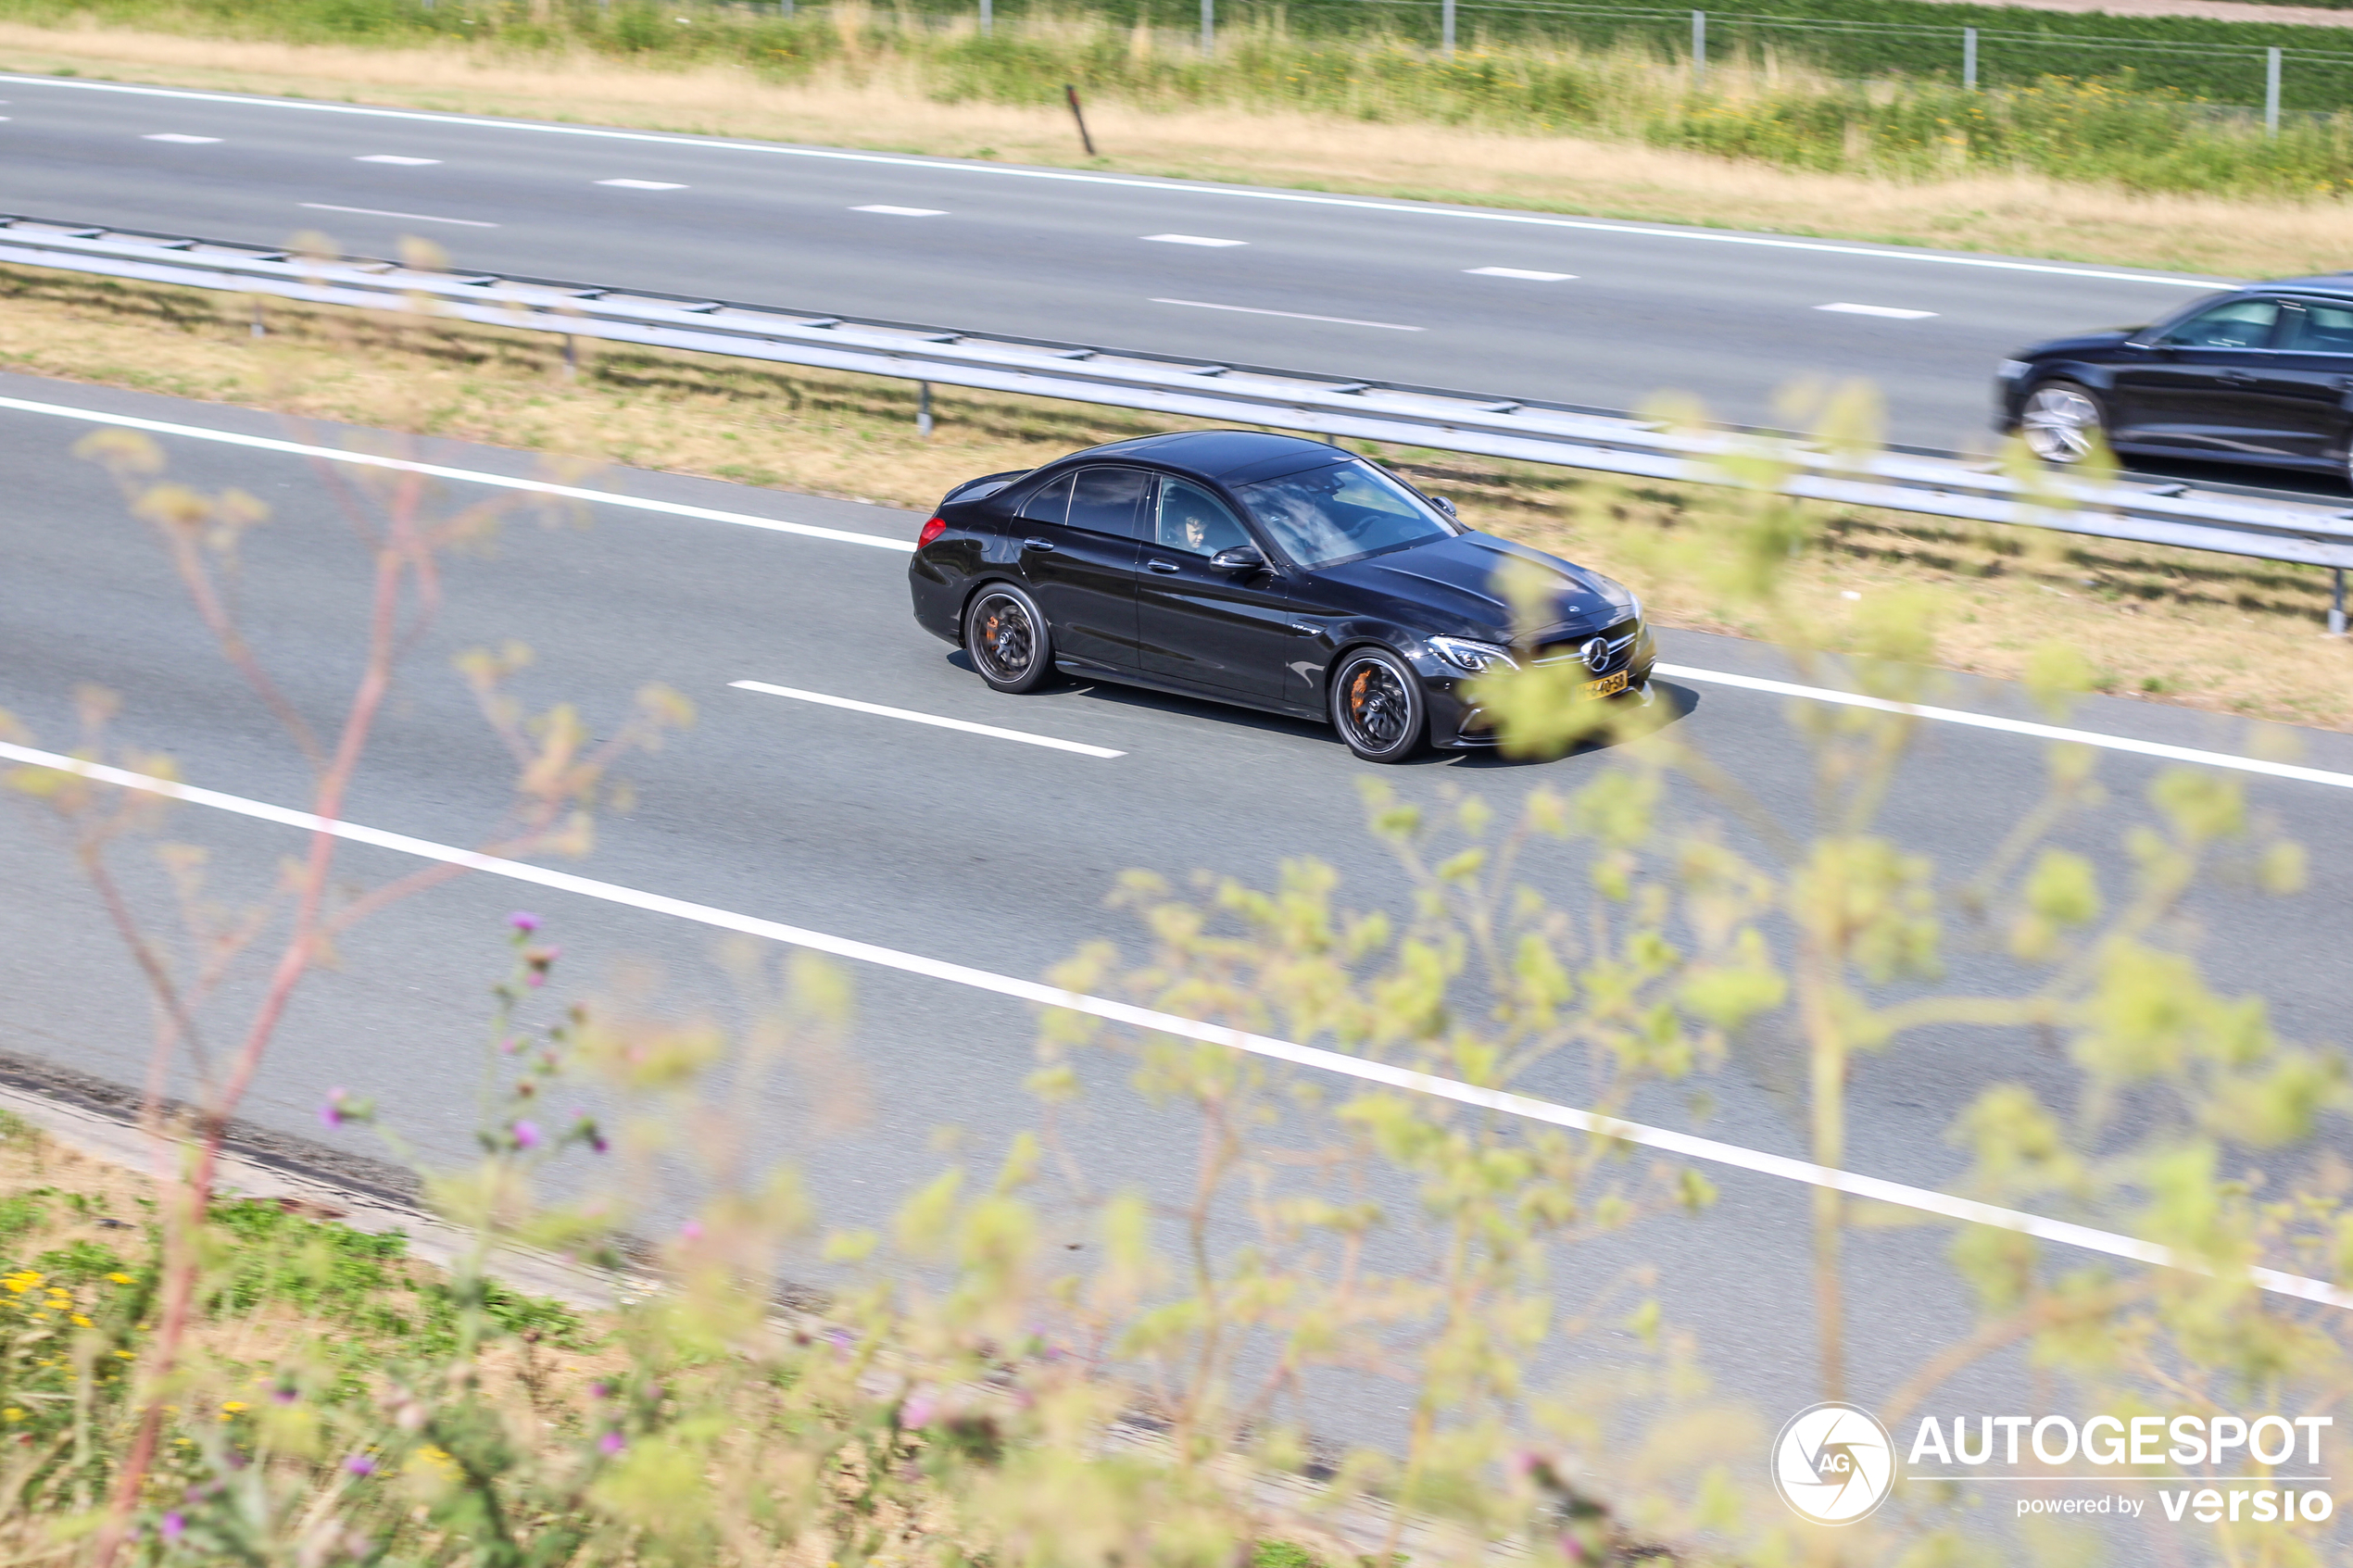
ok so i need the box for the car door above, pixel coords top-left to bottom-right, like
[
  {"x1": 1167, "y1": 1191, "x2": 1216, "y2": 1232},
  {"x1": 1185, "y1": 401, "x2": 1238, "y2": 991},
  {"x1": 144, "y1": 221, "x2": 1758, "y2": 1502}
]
[
  {"x1": 2108, "y1": 295, "x2": 2284, "y2": 455},
  {"x1": 1135, "y1": 476, "x2": 1310, "y2": 701},
  {"x1": 1010, "y1": 466, "x2": 1148, "y2": 668},
  {"x1": 2260, "y1": 298, "x2": 2353, "y2": 462}
]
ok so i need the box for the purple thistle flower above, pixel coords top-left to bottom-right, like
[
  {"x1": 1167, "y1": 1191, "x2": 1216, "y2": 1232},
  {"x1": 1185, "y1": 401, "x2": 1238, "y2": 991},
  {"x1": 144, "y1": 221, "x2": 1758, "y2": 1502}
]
[
  {"x1": 320, "y1": 1088, "x2": 351, "y2": 1129},
  {"x1": 589, "y1": 1381, "x2": 611, "y2": 1401},
  {"x1": 345, "y1": 1454, "x2": 376, "y2": 1477},
  {"x1": 511, "y1": 1121, "x2": 541, "y2": 1151},
  {"x1": 160, "y1": 1512, "x2": 185, "y2": 1541},
  {"x1": 509, "y1": 911, "x2": 540, "y2": 933},
  {"x1": 598, "y1": 1431, "x2": 626, "y2": 1457},
  {"x1": 679, "y1": 1219, "x2": 703, "y2": 1242},
  {"x1": 900, "y1": 1395, "x2": 936, "y2": 1430},
  {"x1": 271, "y1": 1386, "x2": 297, "y2": 1405}
]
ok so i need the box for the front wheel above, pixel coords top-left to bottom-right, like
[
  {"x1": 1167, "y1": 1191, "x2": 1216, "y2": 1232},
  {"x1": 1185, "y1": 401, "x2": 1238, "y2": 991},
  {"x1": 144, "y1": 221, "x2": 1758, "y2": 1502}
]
[
  {"x1": 1329, "y1": 646, "x2": 1426, "y2": 763},
  {"x1": 965, "y1": 585, "x2": 1053, "y2": 693},
  {"x1": 2019, "y1": 380, "x2": 2107, "y2": 466}
]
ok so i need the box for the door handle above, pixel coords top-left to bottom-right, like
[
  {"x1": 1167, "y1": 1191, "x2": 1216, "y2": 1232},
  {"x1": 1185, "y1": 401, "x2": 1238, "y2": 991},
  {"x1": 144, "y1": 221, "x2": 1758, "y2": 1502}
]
[
  {"x1": 1022, "y1": 537, "x2": 1056, "y2": 552},
  {"x1": 1146, "y1": 558, "x2": 1181, "y2": 573}
]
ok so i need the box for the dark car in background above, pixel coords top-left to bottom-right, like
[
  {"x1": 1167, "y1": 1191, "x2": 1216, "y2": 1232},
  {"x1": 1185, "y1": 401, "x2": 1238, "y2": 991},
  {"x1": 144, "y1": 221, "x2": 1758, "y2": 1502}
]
[
  {"x1": 1997, "y1": 277, "x2": 2353, "y2": 483},
  {"x1": 906, "y1": 431, "x2": 1654, "y2": 762}
]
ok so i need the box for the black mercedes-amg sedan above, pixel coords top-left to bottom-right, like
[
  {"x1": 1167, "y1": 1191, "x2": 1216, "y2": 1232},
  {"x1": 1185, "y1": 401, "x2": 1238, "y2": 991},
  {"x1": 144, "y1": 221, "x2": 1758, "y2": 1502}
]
[
  {"x1": 906, "y1": 431, "x2": 1655, "y2": 762},
  {"x1": 1996, "y1": 276, "x2": 2353, "y2": 483}
]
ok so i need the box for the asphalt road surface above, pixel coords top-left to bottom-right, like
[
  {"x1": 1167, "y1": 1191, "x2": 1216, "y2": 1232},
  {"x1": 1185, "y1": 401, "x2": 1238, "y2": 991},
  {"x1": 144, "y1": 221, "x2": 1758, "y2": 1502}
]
[
  {"x1": 5, "y1": 372, "x2": 2350, "y2": 1517},
  {"x1": 0, "y1": 70, "x2": 2241, "y2": 454}
]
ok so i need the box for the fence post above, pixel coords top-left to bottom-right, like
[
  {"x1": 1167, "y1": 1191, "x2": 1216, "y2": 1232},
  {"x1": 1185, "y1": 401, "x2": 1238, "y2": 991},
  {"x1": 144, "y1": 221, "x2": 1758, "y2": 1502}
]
[
  {"x1": 2265, "y1": 47, "x2": 2282, "y2": 135},
  {"x1": 979, "y1": 0, "x2": 990, "y2": 33},
  {"x1": 2333, "y1": 567, "x2": 2347, "y2": 636},
  {"x1": 1963, "y1": 27, "x2": 1977, "y2": 90},
  {"x1": 1442, "y1": 0, "x2": 1455, "y2": 58},
  {"x1": 1202, "y1": 0, "x2": 1213, "y2": 55},
  {"x1": 1692, "y1": 10, "x2": 1705, "y2": 86}
]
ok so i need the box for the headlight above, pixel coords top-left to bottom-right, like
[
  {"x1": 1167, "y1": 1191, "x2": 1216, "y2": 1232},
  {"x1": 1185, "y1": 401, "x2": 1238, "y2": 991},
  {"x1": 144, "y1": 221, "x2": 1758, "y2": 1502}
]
[
  {"x1": 1428, "y1": 635, "x2": 1517, "y2": 674},
  {"x1": 1997, "y1": 358, "x2": 2033, "y2": 381}
]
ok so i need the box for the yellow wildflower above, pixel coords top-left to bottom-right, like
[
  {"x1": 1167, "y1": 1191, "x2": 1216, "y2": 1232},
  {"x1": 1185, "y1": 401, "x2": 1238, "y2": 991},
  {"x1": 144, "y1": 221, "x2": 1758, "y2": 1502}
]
[
  {"x1": 221, "y1": 1400, "x2": 248, "y2": 1413},
  {"x1": 107, "y1": 1273, "x2": 132, "y2": 1286},
  {"x1": 70, "y1": 1314, "x2": 91, "y2": 1328},
  {"x1": 3, "y1": 1272, "x2": 39, "y2": 1294},
  {"x1": 2, "y1": 1410, "x2": 19, "y2": 1422},
  {"x1": 115, "y1": 1350, "x2": 134, "y2": 1360}
]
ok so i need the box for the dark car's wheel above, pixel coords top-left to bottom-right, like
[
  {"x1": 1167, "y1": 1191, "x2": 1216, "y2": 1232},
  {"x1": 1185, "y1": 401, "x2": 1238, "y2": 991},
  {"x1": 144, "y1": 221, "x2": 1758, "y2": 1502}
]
[
  {"x1": 2019, "y1": 380, "x2": 2107, "y2": 466},
  {"x1": 964, "y1": 585, "x2": 1052, "y2": 694},
  {"x1": 1330, "y1": 646, "x2": 1426, "y2": 763}
]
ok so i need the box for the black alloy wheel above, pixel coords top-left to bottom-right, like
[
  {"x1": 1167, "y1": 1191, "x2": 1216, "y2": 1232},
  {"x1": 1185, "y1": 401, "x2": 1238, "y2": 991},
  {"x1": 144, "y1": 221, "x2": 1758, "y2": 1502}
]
[
  {"x1": 965, "y1": 585, "x2": 1053, "y2": 693},
  {"x1": 2019, "y1": 380, "x2": 2108, "y2": 467},
  {"x1": 1329, "y1": 646, "x2": 1426, "y2": 763}
]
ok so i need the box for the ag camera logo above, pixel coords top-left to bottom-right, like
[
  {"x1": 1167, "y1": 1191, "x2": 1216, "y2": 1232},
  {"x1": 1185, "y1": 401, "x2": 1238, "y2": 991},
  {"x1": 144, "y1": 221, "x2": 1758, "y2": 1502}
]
[{"x1": 1772, "y1": 1402, "x2": 1897, "y2": 1525}]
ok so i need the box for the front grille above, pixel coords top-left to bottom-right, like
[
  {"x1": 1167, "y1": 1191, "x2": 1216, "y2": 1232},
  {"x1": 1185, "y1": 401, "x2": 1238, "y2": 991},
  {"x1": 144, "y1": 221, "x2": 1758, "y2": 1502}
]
[{"x1": 1533, "y1": 619, "x2": 1642, "y2": 674}]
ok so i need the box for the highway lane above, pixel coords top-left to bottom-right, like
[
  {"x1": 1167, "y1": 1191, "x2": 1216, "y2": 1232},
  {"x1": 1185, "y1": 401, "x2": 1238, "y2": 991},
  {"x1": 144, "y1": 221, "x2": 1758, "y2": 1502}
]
[
  {"x1": 0, "y1": 72, "x2": 2233, "y2": 454},
  {"x1": 3, "y1": 372, "x2": 2349, "y2": 1483}
]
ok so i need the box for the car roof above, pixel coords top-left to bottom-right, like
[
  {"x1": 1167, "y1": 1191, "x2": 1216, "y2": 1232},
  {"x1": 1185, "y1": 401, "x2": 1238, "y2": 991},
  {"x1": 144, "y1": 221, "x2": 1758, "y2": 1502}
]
[
  {"x1": 2240, "y1": 275, "x2": 2353, "y2": 298},
  {"x1": 1065, "y1": 429, "x2": 1343, "y2": 480}
]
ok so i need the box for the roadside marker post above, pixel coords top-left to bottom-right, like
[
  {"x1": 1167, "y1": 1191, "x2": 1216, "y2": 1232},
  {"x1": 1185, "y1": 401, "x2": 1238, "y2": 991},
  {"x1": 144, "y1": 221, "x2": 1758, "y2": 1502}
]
[
  {"x1": 1692, "y1": 9, "x2": 1706, "y2": 84},
  {"x1": 2267, "y1": 47, "x2": 2282, "y2": 134},
  {"x1": 1963, "y1": 27, "x2": 1978, "y2": 90}
]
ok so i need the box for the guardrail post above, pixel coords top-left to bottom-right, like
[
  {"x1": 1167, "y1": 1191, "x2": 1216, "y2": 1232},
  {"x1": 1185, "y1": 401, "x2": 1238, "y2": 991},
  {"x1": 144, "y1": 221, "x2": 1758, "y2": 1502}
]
[
  {"x1": 1963, "y1": 27, "x2": 1977, "y2": 90},
  {"x1": 1202, "y1": 0, "x2": 1214, "y2": 56},
  {"x1": 1442, "y1": 0, "x2": 1455, "y2": 58},
  {"x1": 250, "y1": 298, "x2": 266, "y2": 339},
  {"x1": 2333, "y1": 567, "x2": 2347, "y2": 635},
  {"x1": 979, "y1": 0, "x2": 990, "y2": 35},
  {"x1": 562, "y1": 334, "x2": 578, "y2": 380},
  {"x1": 2266, "y1": 47, "x2": 2282, "y2": 135},
  {"x1": 1692, "y1": 10, "x2": 1705, "y2": 86},
  {"x1": 918, "y1": 382, "x2": 935, "y2": 439}
]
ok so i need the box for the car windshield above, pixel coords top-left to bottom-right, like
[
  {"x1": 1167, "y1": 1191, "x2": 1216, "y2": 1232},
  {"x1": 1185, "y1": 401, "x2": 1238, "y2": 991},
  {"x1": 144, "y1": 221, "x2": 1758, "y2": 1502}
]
[{"x1": 1233, "y1": 459, "x2": 1457, "y2": 568}]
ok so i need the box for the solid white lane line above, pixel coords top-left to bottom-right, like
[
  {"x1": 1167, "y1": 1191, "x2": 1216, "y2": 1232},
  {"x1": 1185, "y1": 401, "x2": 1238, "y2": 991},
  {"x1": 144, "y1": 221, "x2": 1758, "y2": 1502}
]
[
  {"x1": 853, "y1": 204, "x2": 946, "y2": 216},
  {"x1": 1818, "y1": 302, "x2": 1939, "y2": 320},
  {"x1": 0, "y1": 733, "x2": 2340, "y2": 1311},
  {"x1": 598, "y1": 178, "x2": 686, "y2": 190},
  {"x1": 730, "y1": 681, "x2": 1124, "y2": 758},
  {"x1": 1143, "y1": 233, "x2": 1248, "y2": 246},
  {"x1": 1655, "y1": 662, "x2": 2353, "y2": 791},
  {"x1": 1466, "y1": 266, "x2": 1574, "y2": 281},
  {"x1": 0, "y1": 75, "x2": 2231, "y2": 291},
  {"x1": 1150, "y1": 297, "x2": 1423, "y2": 331},
  {"x1": 143, "y1": 132, "x2": 221, "y2": 144},
  {"x1": 0, "y1": 394, "x2": 915, "y2": 551},
  {"x1": 356, "y1": 154, "x2": 440, "y2": 165},
  {"x1": 298, "y1": 202, "x2": 498, "y2": 228}
]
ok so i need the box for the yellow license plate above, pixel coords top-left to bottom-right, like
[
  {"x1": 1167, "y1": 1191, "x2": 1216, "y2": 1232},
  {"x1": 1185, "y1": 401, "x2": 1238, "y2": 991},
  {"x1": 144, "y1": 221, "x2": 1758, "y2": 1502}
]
[{"x1": 1582, "y1": 670, "x2": 1629, "y2": 699}]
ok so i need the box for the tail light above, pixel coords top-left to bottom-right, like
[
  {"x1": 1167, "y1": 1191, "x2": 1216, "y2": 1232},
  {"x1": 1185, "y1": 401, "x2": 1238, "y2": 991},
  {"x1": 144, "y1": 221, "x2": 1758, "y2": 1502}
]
[{"x1": 916, "y1": 517, "x2": 947, "y2": 549}]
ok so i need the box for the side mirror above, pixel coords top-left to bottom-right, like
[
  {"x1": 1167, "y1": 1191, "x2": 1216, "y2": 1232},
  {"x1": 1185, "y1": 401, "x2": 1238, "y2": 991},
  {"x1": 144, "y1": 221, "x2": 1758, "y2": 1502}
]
[
  {"x1": 1210, "y1": 545, "x2": 1267, "y2": 571},
  {"x1": 1430, "y1": 495, "x2": 1459, "y2": 520}
]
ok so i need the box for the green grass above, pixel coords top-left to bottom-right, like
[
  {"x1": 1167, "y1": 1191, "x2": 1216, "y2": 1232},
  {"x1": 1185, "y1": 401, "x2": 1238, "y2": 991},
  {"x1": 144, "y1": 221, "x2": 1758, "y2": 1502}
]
[{"x1": 14, "y1": 0, "x2": 2353, "y2": 197}]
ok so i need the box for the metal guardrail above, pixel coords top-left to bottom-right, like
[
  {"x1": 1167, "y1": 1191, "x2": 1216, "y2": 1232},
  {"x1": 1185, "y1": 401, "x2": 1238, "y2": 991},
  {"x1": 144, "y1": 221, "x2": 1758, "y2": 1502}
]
[{"x1": 7, "y1": 214, "x2": 2353, "y2": 590}]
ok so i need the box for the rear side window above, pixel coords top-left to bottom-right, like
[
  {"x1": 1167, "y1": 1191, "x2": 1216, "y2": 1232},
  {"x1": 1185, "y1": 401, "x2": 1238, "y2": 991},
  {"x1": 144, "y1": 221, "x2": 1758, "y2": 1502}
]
[
  {"x1": 2156, "y1": 297, "x2": 2280, "y2": 349},
  {"x1": 1017, "y1": 472, "x2": 1073, "y2": 525},
  {"x1": 2287, "y1": 301, "x2": 2353, "y2": 354},
  {"x1": 1067, "y1": 467, "x2": 1151, "y2": 537}
]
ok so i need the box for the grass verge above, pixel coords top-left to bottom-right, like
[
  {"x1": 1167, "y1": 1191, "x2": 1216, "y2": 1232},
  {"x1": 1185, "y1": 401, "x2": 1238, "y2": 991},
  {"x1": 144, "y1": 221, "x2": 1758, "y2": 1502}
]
[
  {"x1": 5, "y1": 17, "x2": 2353, "y2": 277},
  {"x1": 6, "y1": 259, "x2": 2349, "y2": 732}
]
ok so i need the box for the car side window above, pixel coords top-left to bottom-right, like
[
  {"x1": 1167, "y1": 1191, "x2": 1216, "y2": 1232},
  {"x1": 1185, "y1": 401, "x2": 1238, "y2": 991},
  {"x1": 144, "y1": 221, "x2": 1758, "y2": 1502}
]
[
  {"x1": 1152, "y1": 479, "x2": 1252, "y2": 557},
  {"x1": 1017, "y1": 472, "x2": 1074, "y2": 526},
  {"x1": 2285, "y1": 300, "x2": 2353, "y2": 354},
  {"x1": 1066, "y1": 467, "x2": 1151, "y2": 538},
  {"x1": 2157, "y1": 297, "x2": 2281, "y2": 349}
]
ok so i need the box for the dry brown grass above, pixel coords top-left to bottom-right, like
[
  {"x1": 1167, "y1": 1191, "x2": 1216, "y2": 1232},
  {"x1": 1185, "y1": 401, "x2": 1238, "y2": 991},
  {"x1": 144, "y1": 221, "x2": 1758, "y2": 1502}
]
[
  {"x1": 5, "y1": 19, "x2": 2353, "y2": 278},
  {"x1": 4, "y1": 260, "x2": 2349, "y2": 731}
]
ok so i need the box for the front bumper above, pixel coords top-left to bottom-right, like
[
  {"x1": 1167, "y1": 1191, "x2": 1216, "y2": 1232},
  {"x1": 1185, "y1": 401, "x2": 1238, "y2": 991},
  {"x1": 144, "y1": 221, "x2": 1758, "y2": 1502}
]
[{"x1": 1425, "y1": 624, "x2": 1658, "y2": 749}]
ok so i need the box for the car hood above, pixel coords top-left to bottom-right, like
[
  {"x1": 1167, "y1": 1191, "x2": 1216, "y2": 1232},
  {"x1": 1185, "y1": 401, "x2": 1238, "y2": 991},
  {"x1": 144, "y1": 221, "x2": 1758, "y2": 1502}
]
[
  {"x1": 1318, "y1": 532, "x2": 1626, "y2": 640},
  {"x1": 2017, "y1": 328, "x2": 2136, "y2": 358}
]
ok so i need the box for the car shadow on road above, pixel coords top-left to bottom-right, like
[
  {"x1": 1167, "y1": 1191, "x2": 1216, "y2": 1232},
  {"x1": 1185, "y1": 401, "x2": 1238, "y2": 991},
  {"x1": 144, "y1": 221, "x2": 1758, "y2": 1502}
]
[{"x1": 945, "y1": 651, "x2": 1699, "y2": 764}]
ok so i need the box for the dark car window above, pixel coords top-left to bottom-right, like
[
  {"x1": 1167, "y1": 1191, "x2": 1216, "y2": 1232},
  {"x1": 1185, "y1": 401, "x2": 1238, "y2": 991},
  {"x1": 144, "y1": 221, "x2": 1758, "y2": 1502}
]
[
  {"x1": 2285, "y1": 300, "x2": 2353, "y2": 354},
  {"x1": 1235, "y1": 458, "x2": 1456, "y2": 569},
  {"x1": 2156, "y1": 297, "x2": 2281, "y2": 349},
  {"x1": 1066, "y1": 467, "x2": 1151, "y2": 538},
  {"x1": 1152, "y1": 479, "x2": 1252, "y2": 557},
  {"x1": 1017, "y1": 472, "x2": 1074, "y2": 525}
]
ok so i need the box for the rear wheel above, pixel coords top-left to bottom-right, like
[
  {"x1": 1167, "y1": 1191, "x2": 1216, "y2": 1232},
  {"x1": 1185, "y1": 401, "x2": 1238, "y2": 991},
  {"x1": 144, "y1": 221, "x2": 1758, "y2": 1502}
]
[
  {"x1": 2020, "y1": 380, "x2": 2107, "y2": 466},
  {"x1": 965, "y1": 585, "x2": 1052, "y2": 694},
  {"x1": 1329, "y1": 646, "x2": 1426, "y2": 763}
]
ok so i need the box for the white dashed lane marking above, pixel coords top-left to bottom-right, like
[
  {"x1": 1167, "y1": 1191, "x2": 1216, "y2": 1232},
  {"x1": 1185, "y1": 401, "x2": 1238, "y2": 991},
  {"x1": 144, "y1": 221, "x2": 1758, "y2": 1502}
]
[
  {"x1": 1151, "y1": 298, "x2": 1423, "y2": 332},
  {"x1": 1143, "y1": 232, "x2": 1248, "y2": 246},
  {"x1": 298, "y1": 202, "x2": 497, "y2": 228},
  {"x1": 854, "y1": 205, "x2": 946, "y2": 216},
  {"x1": 143, "y1": 132, "x2": 221, "y2": 144},
  {"x1": 355, "y1": 154, "x2": 440, "y2": 165},
  {"x1": 1466, "y1": 266, "x2": 1575, "y2": 281},
  {"x1": 1818, "y1": 302, "x2": 1939, "y2": 320},
  {"x1": 598, "y1": 178, "x2": 686, "y2": 190}
]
